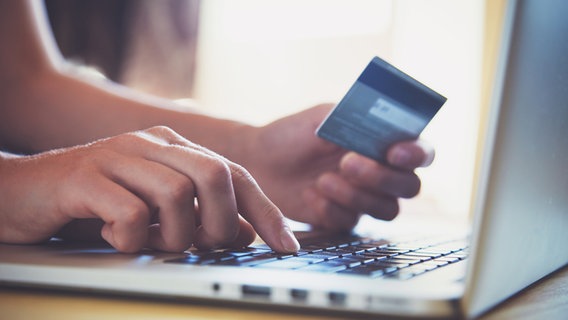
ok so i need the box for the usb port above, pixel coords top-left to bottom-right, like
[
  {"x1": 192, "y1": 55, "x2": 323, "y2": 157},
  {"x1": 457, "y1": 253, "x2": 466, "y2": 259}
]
[
  {"x1": 328, "y1": 292, "x2": 347, "y2": 305},
  {"x1": 290, "y1": 289, "x2": 308, "y2": 302},
  {"x1": 242, "y1": 285, "x2": 271, "y2": 298}
]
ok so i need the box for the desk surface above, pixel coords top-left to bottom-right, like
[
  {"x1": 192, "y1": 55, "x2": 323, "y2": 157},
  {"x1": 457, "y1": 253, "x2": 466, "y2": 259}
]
[{"x1": 1, "y1": 265, "x2": 567, "y2": 320}]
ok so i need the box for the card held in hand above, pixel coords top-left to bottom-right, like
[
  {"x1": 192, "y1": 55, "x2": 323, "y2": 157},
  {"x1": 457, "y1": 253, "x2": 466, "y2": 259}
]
[{"x1": 316, "y1": 56, "x2": 447, "y2": 164}]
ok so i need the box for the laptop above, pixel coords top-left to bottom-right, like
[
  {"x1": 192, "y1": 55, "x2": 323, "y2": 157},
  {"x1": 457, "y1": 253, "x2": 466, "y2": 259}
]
[{"x1": 1, "y1": 0, "x2": 567, "y2": 318}]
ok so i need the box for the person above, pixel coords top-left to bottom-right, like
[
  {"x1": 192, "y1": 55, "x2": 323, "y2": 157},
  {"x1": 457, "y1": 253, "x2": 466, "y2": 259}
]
[{"x1": 0, "y1": 0, "x2": 434, "y2": 254}]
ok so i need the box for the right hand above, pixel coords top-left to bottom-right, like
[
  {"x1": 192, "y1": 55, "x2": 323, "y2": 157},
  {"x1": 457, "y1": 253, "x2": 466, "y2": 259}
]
[
  {"x1": 241, "y1": 104, "x2": 434, "y2": 232},
  {"x1": 0, "y1": 126, "x2": 299, "y2": 253}
]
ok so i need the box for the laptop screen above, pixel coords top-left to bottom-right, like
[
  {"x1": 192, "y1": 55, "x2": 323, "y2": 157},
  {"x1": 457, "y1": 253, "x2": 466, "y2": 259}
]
[{"x1": 464, "y1": 0, "x2": 568, "y2": 317}]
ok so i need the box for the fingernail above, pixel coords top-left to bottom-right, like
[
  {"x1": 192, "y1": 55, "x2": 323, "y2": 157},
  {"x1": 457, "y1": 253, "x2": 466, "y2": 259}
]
[
  {"x1": 391, "y1": 147, "x2": 411, "y2": 166},
  {"x1": 280, "y1": 226, "x2": 300, "y2": 252},
  {"x1": 340, "y1": 153, "x2": 362, "y2": 176}
]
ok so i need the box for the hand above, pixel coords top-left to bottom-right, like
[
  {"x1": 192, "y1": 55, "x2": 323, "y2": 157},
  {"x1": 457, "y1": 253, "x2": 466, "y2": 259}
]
[
  {"x1": 0, "y1": 126, "x2": 299, "y2": 253},
  {"x1": 242, "y1": 104, "x2": 435, "y2": 231}
]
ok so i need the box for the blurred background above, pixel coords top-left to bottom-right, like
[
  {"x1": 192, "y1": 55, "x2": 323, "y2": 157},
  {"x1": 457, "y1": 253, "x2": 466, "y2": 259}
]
[{"x1": 46, "y1": 0, "x2": 502, "y2": 223}]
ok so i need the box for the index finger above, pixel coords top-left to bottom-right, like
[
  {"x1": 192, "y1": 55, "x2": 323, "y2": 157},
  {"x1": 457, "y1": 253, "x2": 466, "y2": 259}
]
[
  {"x1": 229, "y1": 163, "x2": 300, "y2": 253},
  {"x1": 137, "y1": 126, "x2": 299, "y2": 253}
]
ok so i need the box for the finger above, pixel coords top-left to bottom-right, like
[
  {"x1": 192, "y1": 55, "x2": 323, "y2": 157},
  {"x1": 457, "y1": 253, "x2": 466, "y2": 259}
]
[
  {"x1": 365, "y1": 198, "x2": 399, "y2": 221},
  {"x1": 339, "y1": 153, "x2": 421, "y2": 198},
  {"x1": 115, "y1": 128, "x2": 241, "y2": 249},
  {"x1": 187, "y1": 156, "x2": 239, "y2": 250},
  {"x1": 302, "y1": 187, "x2": 360, "y2": 231},
  {"x1": 106, "y1": 157, "x2": 196, "y2": 252},
  {"x1": 192, "y1": 215, "x2": 257, "y2": 251},
  {"x1": 229, "y1": 163, "x2": 300, "y2": 253},
  {"x1": 78, "y1": 176, "x2": 150, "y2": 253},
  {"x1": 136, "y1": 127, "x2": 297, "y2": 252},
  {"x1": 231, "y1": 216, "x2": 258, "y2": 248},
  {"x1": 387, "y1": 140, "x2": 435, "y2": 170},
  {"x1": 55, "y1": 219, "x2": 105, "y2": 241},
  {"x1": 315, "y1": 172, "x2": 401, "y2": 220},
  {"x1": 191, "y1": 203, "x2": 257, "y2": 248}
]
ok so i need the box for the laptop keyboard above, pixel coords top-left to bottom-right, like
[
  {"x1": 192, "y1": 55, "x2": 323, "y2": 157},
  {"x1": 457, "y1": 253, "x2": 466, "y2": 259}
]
[{"x1": 165, "y1": 235, "x2": 468, "y2": 280}]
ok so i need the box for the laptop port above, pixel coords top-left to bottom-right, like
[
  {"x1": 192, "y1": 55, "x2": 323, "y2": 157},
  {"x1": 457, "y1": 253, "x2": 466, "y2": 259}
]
[
  {"x1": 290, "y1": 289, "x2": 308, "y2": 302},
  {"x1": 328, "y1": 292, "x2": 347, "y2": 305},
  {"x1": 241, "y1": 285, "x2": 271, "y2": 298}
]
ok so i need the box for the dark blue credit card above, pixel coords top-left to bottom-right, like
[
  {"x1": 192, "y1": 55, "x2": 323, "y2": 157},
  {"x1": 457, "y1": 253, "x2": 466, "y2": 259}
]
[{"x1": 316, "y1": 56, "x2": 447, "y2": 164}]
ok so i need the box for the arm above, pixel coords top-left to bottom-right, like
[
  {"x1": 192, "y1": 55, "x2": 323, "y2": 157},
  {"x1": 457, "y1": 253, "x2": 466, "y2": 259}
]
[
  {"x1": 0, "y1": 0, "x2": 252, "y2": 161},
  {"x1": 0, "y1": 0, "x2": 298, "y2": 253},
  {"x1": 0, "y1": 1, "x2": 435, "y2": 236}
]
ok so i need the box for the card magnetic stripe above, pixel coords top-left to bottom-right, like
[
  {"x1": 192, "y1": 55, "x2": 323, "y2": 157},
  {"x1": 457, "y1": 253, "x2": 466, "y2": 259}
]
[{"x1": 358, "y1": 57, "x2": 446, "y2": 118}]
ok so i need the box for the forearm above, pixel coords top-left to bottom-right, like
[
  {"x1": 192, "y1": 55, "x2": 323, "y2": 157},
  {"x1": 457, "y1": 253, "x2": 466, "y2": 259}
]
[
  {"x1": 0, "y1": 69, "x2": 256, "y2": 162},
  {"x1": 0, "y1": 0, "x2": 256, "y2": 162}
]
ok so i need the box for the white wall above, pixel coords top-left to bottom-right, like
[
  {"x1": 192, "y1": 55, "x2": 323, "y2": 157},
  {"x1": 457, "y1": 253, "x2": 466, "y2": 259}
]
[
  {"x1": 388, "y1": 0, "x2": 484, "y2": 218},
  {"x1": 193, "y1": 0, "x2": 484, "y2": 219}
]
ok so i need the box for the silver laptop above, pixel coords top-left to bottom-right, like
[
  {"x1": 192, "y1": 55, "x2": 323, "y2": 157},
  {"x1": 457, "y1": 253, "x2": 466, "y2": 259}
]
[{"x1": 1, "y1": 1, "x2": 567, "y2": 318}]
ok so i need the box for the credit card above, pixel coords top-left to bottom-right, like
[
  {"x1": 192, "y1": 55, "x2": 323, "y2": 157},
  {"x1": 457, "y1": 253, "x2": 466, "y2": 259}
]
[{"x1": 316, "y1": 56, "x2": 447, "y2": 164}]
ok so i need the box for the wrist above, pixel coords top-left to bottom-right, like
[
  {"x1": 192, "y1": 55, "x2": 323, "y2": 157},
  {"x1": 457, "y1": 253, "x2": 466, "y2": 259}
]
[{"x1": 221, "y1": 122, "x2": 259, "y2": 167}]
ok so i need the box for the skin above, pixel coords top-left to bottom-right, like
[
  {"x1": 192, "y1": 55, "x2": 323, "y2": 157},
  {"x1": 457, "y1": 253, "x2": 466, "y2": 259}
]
[
  {"x1": 0, "y1": 127, "x2": 297, "y2": 253},
  {"x1": 0, "y1": 0, "x2": 434, "y2": 253},
  {"x1": 243, "y1": 105, "x2": 434, "y2": 231}
]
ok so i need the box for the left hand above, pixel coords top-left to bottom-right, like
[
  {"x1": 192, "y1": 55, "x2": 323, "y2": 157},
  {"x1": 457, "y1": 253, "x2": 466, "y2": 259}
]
[{"x1": 241, "y1": 104, "x2": 435, "y2": 231}]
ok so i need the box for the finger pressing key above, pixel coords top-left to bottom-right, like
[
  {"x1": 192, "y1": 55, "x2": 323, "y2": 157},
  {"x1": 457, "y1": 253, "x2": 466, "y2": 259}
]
[{"x1": 229, "y1": 163, "x2": 300, "y2": 253}]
